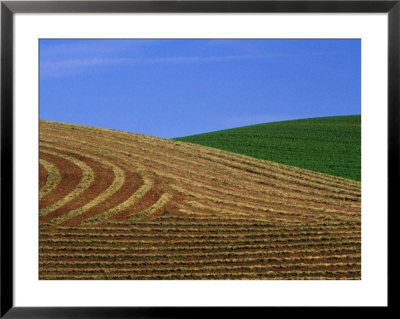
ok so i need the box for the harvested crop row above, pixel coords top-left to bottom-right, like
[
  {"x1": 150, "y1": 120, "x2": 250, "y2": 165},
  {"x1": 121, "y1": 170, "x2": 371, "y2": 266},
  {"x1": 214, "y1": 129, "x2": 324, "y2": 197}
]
[
  {"x1": 39, "y1": 163, "x2": 47, "y2": 190},
  {"x1": 39, "y1": 233, "x2": 360, "y2": 247},
  {"x1": 166, "y1": 173, "x2": 360, "y2": 214},
  {"x1": 40, "y1": 130, "x2": 360, "y2": 204},
  {"x1": 39, "y1": 270, "x2": 361, "y2": 280},
  {"x1": 179, "y1": 202, "x2": 322, "y2": 225},
  {"x1": 39, "y1": 246, "x2": 359, "y2": 259},
  {"x1": 40, "y1": 130, "x2": 360, "y2": 220},
  {"x1": 39, "y1": 257, "x2": 361, "y2": 272},
  {"x1": 40, "y1": 137, "x2": 167, "y2": 221},
  {"x1": 130, "y1": 193, "x2": 173, "y2": 219},
  {"x1": 40, "y1": 253, "x2": 361, "y2": 266},
  {"x1": 39, "y1": 142, "x2": 159, "y2": 226},
  {"x1": 39, "y1": 152, "x2": 83, "y2": 209},
  {"x1": 39, "y1": 120, "x2": 361, "y2": 280},
  {"x1": 40, "y1": 239, "x2": 361, "y2": 258},
  {"x1": 39, "y1": 246, "x2": 361, "y2": 263},
  {"x1": 149, "y1": 138, "x2": 360, "y2": 192},
  {"x1": 39, "y1": 149, "x2": 95, "y2": 217},
  {"x1": 154, "y1": 167, "x2": 360, "y2": 210},
  {"x1": 115, "y1": 134, "x2": 359, "y2": 194},
  {"x1": 39, "y1": 158, "x2": 62, "y2": 200},
  {"x1": 49, "y1": 222, "x2": 360, "y2": 232},
  {"x1": 82, "y1": 177, "x2": 154, "y2": 225},
  {"x1": 172, "y1": 185, "x2": 359, "y2": 222},
  {"x1": 40, "y1": 144, "x2": 126, "y2": 225},
  {"x1": 39, "y1": 238, "x2": 361, "y2": 251},
  {"x1": 41, "y1": 225, "x2": 360, "y2": 237},
  {"x1": 40, "y1": 122, "x2": 359, "y2": 190},
  {"x1": 39, "y1": 263, "x2": 361, "y2": 278},
  {"x1": 41, "y1": 222, "x2": 359, "y2": 235}
]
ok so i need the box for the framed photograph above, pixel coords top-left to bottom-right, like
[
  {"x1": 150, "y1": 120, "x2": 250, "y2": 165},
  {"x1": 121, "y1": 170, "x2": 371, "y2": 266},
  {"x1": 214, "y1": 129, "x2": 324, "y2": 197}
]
[{"x1": 1, "y1": 0, "x2": 395, "y2": 317}]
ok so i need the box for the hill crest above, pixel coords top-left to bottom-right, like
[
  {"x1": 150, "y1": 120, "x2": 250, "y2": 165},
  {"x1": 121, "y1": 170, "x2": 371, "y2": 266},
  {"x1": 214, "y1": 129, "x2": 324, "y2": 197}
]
[{"x1": 174, "y1": 115, "x2": 361, "y2": 181}]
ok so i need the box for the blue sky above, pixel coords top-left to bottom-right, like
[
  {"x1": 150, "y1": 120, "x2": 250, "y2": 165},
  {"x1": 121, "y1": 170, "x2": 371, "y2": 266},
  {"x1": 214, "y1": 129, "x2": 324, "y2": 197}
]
[{"x1": 39, "y1": 39, "x2": 360, "y2": 138}]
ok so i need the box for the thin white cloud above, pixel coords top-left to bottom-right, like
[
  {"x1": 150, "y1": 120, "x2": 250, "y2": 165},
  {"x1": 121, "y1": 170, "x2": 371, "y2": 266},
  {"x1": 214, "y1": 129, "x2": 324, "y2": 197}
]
[
  {"x1": 40, "y1": 39, "x2": 166, "y2": 58},
  {"x1": 40, "y1": 50, "x2": 337, "y2": 79},
  {"x1": 40, "y1": 54, "x2": 288, "y2": 78}
]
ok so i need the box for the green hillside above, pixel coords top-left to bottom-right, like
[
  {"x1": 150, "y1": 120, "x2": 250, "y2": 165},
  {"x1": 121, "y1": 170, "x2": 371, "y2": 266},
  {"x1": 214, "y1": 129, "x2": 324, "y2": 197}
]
[{"x1": 174, "y1": 115, "x2": 361, "y2": 181}]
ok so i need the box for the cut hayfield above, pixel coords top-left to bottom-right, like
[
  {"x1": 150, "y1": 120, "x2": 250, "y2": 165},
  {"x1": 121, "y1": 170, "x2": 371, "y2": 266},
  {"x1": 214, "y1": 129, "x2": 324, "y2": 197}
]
[{"x1": 39, "y1": 120, "x2": 361, "y2": 280}]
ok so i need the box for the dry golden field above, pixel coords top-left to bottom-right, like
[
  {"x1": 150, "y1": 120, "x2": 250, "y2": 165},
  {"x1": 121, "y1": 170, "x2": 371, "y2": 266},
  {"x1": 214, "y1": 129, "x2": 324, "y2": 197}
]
[{"x1": 39, "y1": 120, "x2": 361, "y2": 280}]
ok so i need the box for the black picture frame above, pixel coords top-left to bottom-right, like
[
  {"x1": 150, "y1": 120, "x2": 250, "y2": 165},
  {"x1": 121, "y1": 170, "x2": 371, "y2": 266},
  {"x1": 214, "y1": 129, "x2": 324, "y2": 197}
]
[{"x1": 1, "y1": 0, "x2": 395, "y2": 317}]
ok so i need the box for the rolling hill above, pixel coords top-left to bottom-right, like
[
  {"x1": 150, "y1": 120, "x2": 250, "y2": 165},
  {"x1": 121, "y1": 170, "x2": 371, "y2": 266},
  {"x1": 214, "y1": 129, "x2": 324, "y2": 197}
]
[
  {"x1": 174, "y1": 115, "x2": 361, "y2": 181},
  {"x1": 39, "y1": 120, "x2": 361, "y2": 280}
]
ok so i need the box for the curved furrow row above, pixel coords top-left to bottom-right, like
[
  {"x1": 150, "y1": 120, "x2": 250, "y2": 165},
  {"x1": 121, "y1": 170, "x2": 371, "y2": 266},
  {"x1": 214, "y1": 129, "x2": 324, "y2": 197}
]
[
  {"x1": 39, "y1": 136, "x2": 360, "y2": 226},
  {"x1": 39, "y1": 152, "x2": 84, "y2": 210},
  {"x1": 39, "y1": 158, "x2": 62, "y2": 200},
  {"x1": 41, "y1": 144, "x2": 157, "y2": 226},
  {"x1": 141, "y1": 139, "x2": 360, "y2": 192},
  {"x1": 40, "y1": 138, "x2": 169, "y2": 225},
  {"x1": 40, "y1": 122, "x2": 359, "y2": 191},
  {"x1": 40, "y1": 132, "x2": 358, "y2": 228},
  {"x1": 171, "y1": 183, "x2": 359, "y2": 221},
  {"x1": 50, "y1": 126, "x2": 360, "y2": 195},
  {"x1": 103, "y1": 136, "x2": 360, "y2": 200},
  {"x1": 81, "y1": 176, "x2": 155, "y2": 225},
  {"x1": 40, "y1": 142, "x2": 167, "y2": 226},
  {"x1": 40, "y1": 130, "x2": 360, "y2": 205},
  {"x1": 39, "y1": 163, "x2": 47, "y2": 190},
  {"x1": 175, "y1": 141, "x2": 360, "y2": 190},
  {"x1": 40, "y1": 132, "x2": 360, "y2": 225},
  {"x1": 40, "y1": 143, "x2": 127, "y2": 225},
  {"x1": 40, "y1": 146, "x2": 118, "y2": 224},
  {"x1": 152, "y1": 165, "x2": 360, "y2": 211},
  {"x1": 180, "y1": 195, "x2": 357, "y2": 224},
  {"x1": 129, "y1": 193, "x2": 173, "y2": 219},
  {"x1": 39, "y1": 120, "x2": 361, "y2": 280},
  {"x1": 39, "y1": 149, "x2": 94, "y2": 217},
  {"x1": 165, "y1": 172, "x2": 360, "y2": 214},
  {"x1": 152, "y1": 214, "x2": 360, "y2": 225}
]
